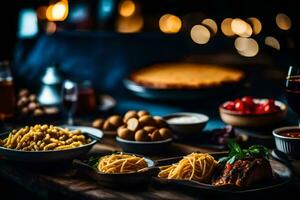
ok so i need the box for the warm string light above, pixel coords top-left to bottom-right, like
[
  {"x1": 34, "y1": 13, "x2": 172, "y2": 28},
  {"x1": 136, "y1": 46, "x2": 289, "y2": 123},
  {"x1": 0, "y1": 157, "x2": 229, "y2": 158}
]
[
  {"x1": 159, "y1": 14, "x2": 182, "y2": 34},
  {"x1": 190, "y1": 25, "x2": 210, "y2": 44},
  {"x1": 276, "y1": 13, "x2": 292, "y2": 30},
  {"x1": 221, "y1": 18, "x2": 235, "y2": 36},
  {"x1": 119, "y1": 0, "x2": 136, "y2": 17},
  {"x1": 201, "y1": 18, "x2": 217, "y2": 35},
  {"x1": 231, "y1": 18, "x2": 252, "y2": 37},
  {"x1": 265, "y1": 36, "x2": 280, "y2": 50},
  {"x1": 46, "y1": 0, "x2": 69, "y2": 21},
  {"x1": 247, "y1": 17, "x2": 262, "y2": 35},
  {"x1": 234, "y1": 37, "x2": 259, "y2": 57}
]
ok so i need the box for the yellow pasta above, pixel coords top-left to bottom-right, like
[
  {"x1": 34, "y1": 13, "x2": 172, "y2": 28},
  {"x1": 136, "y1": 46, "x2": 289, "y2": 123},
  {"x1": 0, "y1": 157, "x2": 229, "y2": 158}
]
[
  {"x1": 98, "y1": 153, "x2": 148, "y2": 174},
  {"x1": 158, "y1": 153, "x2": 218, "y2": 183},
  {"x1": 0, "y1": 124, "x2": 91, "y2": 151}
]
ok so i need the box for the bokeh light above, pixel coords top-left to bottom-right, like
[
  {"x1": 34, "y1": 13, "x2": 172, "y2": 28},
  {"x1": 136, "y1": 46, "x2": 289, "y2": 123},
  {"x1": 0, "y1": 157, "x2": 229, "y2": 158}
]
[
  {"x1": 276, "y1": 13, "x2": 292, "y2": 30},
  {"x1": 46, "y1": 0, "x2": 69, "y2": 21},
  {"x1": 119, "y1": 0, "x2": 135, "y2": 17},
  {"x1": 116, "y1": 15, "x2": 143, "y2": 33},
  {"x1": 159, "y1": 14, "x2": 182, "y2": 34},
  {"x1": 37, "y1": 6, "x2": 47, "y2": 20},
  {"x1": 46, "y1": 22, "x2": 57, "y2": 34},
  {"x1": 190, "y1": 25, "x2": 210, "y2": 44},
  {"x1": 247, "y1": 17, "x2": 262, "y2": 35},
  {"x1": 265, "y1": 36, "x2": 280, "y2": 50},
  {"x1": 235, "y1": 37, "x2": 259, "y2": 57},
  {"x1": 201, "y1": 18, "x2": 218, "y2": 35},
  {"x1": 221, "y1": 18, "x2": 234, "y2": 37},
  {"x1": 231, "y1": 18, "x2": 252, "y2": 37}
]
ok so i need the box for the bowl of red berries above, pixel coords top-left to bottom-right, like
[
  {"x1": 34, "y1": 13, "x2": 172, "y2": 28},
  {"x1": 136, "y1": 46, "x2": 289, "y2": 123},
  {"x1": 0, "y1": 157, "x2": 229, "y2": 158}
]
[{"x1": 219, "y1": 96, "x2": 287, "y2": 127}]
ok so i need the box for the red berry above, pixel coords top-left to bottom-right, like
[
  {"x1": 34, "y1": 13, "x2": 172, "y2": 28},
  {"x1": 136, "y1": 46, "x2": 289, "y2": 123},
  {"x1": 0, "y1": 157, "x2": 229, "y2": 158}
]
[
  {"x1": 223, "y1": 101, "x2": 235, "y2": 111},
  {"x1": 234, "y1": 100, "x2": 245, "y2": 112},
  {"x1": 242, "y1": 96, "x2": 254, "y2": 109}
]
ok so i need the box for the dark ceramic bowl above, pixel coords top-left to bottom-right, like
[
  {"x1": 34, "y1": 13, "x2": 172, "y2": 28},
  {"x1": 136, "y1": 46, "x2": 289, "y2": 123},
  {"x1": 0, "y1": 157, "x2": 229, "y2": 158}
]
[
  {"x1": 0, "y1": 126, "x2": 102, "y2": 163},
  {"x1": 273, "y1": 126, "x2": 300, "y2": 158},
  {"x1": 73, "y1": 153, "x2": 158, "y2": 188},
  {"x1": 116, "y1": 137, "x2": 172, "y2": 155}
]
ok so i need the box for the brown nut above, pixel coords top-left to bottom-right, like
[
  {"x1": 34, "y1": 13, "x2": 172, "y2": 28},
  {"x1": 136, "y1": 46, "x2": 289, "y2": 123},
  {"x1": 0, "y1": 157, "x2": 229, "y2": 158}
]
[
  {"x1": 33, "y1": 108, "x2": 44, "y2": 116},
  {"x1": 117, "y1": 127, "x2": 134, "y2": 140},
  {"x1": 150, "y1": 130, "x2": 163, "y2": 141},
  {"x1": 137, "y1": 110, "x2": 149, "y2": 117},
  {"x1": 127, "y1": 118, "x2": 140, "y2": 132},
  {"x1": 138, "y1": 115, "x2": 155, "y2": 127},
  {"x1": 123, "y1": 110, "x2": 138, "y2": 123},
  {"x1": 143, "y1": 126, "x2": 157, "y2": 133},
  {"x1": 29, "y1": 94, "x2": 36, "y2": 102},
  {"x1": 103, "y1": 120, "x2": 117, "y2": 131},
  {"x1": 107, "y1": 115, "x2": 123, "y2": 127},
  {"x1": 21, "y1": 107, "x2": 29, "y2": 115},
  {"x1": 92, "y1": 118, "x2": 105, "y2": 129},
  {"x1": 159, "y1": 128, "x2": 172, "y2": 139},
  {"x1": 135, "y1": 129, "x2": 151, "y2": 141},
  {"x1": 19, "y1": 89, "x2": 29, "y2": 98},
  {"x1": 154, "y1": 116, "x2": 168, "y2": 128},
  {"x1": 28, "y1": 102, "x2": 37, "y2": 111}
]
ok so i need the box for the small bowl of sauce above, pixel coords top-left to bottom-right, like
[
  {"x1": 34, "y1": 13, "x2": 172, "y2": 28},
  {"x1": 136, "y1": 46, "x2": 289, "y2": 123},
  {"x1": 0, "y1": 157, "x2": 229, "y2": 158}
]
[
  {"x1": 163, "y1": 112, "x2": 209, "y2": 138},
  {"x1": 273, "y1": 126, "x2": 300, "y2": 158}
]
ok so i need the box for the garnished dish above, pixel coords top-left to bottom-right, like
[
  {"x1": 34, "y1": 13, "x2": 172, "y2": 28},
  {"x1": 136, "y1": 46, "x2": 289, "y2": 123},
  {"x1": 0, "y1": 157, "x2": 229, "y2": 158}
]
[
  {"x1": 219, "y1": 97, "x2": 287, "y2": 127},
  {"x1": 158, "y1": 153, "x2": 218, "y2": 183},
  {"x1": 97, "y1": 153, "x2": 148, "y2": 174},
  {"x1": 156, "y1": 141, "x2": 292, "y2": 193},
  {"x1": 0, "y1": 124, "x2": 91, "y2": 151},
  {"x1": 73, "y1": 153, "x2": 157, "y2": 188},
  {"x1": 130, "y1": 63, "x2": 244, "y2": 89},
  {"x1": 213, "y1": 141, "x2": 271, "y2": 187}
]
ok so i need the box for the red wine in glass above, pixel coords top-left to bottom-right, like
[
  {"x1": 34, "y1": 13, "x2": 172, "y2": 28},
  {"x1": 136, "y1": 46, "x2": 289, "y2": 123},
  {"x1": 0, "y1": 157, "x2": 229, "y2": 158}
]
[{"x1": 286, "y1": 66, "x2": 300, "y2": 125}]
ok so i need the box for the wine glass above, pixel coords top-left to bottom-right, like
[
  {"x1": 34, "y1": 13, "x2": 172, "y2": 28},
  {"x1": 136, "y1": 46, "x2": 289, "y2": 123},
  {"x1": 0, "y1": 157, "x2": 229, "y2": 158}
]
[
  {"x1": 61, "y1": 80, "x2": 78, "y2": 125},
  {"x1": 286, "y1": 65, "x2": 300, "y2": 126}
]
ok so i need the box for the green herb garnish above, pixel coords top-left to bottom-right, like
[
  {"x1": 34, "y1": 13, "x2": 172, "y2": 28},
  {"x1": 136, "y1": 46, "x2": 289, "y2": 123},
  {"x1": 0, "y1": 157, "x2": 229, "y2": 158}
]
[
  {"x1": 219, "y1": 140, "x2": 269, "y2": 165},
  {"x1": 87, "y1": 156, "x2": 99, "y2": 169}
]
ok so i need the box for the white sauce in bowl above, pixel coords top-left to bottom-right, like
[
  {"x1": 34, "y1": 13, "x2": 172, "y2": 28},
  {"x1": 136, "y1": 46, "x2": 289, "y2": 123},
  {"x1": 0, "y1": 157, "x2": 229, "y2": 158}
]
[{"x1": 167, "y1": 116, "x2": 205, "y2": 124}]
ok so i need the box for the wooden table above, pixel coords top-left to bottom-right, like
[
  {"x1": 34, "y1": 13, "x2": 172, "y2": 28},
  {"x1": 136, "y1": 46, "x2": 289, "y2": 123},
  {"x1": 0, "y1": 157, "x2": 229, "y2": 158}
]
[{"x1": 0, "y1": 137, "x2": 299, "y2": 200}]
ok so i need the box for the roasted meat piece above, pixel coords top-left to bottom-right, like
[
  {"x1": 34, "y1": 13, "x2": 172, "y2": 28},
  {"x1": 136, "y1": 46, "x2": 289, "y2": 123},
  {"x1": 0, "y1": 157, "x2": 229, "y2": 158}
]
[{"x1": 212, "y1": 157, "x2": 273, "y2": 187}]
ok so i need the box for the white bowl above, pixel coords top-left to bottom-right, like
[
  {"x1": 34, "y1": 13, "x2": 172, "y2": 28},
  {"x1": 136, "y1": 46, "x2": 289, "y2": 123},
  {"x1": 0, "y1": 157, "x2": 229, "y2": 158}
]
[{"x1": 163, "y1": 112, "x2": 209, "y2": 138}]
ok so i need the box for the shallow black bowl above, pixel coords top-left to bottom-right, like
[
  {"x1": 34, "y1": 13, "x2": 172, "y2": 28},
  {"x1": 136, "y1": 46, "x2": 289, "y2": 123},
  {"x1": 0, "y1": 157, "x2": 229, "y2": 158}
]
[
  {"x1": 0, "y1": 126, "x2": 102, "y2": 163},
  {"x1": 73, "y1": 153, "x2": 158, "y2": 189}
]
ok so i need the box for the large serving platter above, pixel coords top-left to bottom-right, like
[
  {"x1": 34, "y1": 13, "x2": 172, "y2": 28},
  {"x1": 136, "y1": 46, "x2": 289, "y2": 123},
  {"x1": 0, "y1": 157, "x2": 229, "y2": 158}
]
[
  {"x1": 124, "y1": 79, "x2": 242, "y2": 101},
  {"x1": 154, "y1": 153, "x2": 292, "y2": 194},
  {"x1": 0, "y1": 126, "x2": 103, "y2": 163}
]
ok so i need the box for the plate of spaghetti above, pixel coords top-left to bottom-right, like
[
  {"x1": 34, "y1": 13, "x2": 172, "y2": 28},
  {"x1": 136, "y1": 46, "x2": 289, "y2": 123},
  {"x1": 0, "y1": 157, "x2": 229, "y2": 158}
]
[
  {"x1": 155, "y1": 143, "x2": 292, "y2": 194},
  {"x1": 73, "y1": 152, "x2": 158, "y2": 188}
]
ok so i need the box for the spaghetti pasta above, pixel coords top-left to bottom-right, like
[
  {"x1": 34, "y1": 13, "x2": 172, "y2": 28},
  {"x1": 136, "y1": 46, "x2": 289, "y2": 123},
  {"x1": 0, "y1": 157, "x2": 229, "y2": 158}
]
[
  {"x1": 98, "y1": 154, "x2": 148, "y2": 173},
  {"x1": 158, "y1": 153, "x2": 218, "y2": 183}
]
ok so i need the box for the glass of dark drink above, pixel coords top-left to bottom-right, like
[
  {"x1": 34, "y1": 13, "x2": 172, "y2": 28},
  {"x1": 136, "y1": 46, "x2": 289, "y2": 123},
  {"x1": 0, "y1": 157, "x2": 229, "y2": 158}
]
[
  {"x1": 61, "y1": 80, "x2": 78, "y2": 125},
  {"x1": 286, "y1": 65, "x2": 300, "y2": 125},
  {"x1": 0, "y1": 61, "x2": 15, "y2": 124}
]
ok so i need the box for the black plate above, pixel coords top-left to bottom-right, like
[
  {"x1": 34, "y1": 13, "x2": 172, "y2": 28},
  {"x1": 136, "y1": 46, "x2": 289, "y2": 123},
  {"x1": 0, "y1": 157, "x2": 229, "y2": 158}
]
[
  {"x1": 0, "y1": 126, "x2": 101, "y2": 163},
  {"x1": 73, "y1": 153, "x2": 159, "y2": 188},
  {"x1": 154, "y1": 153, "x2": 292, "y2": 194},
  {"x1": 124, "y1": 79, "x2": 242, "y2": 101}
]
